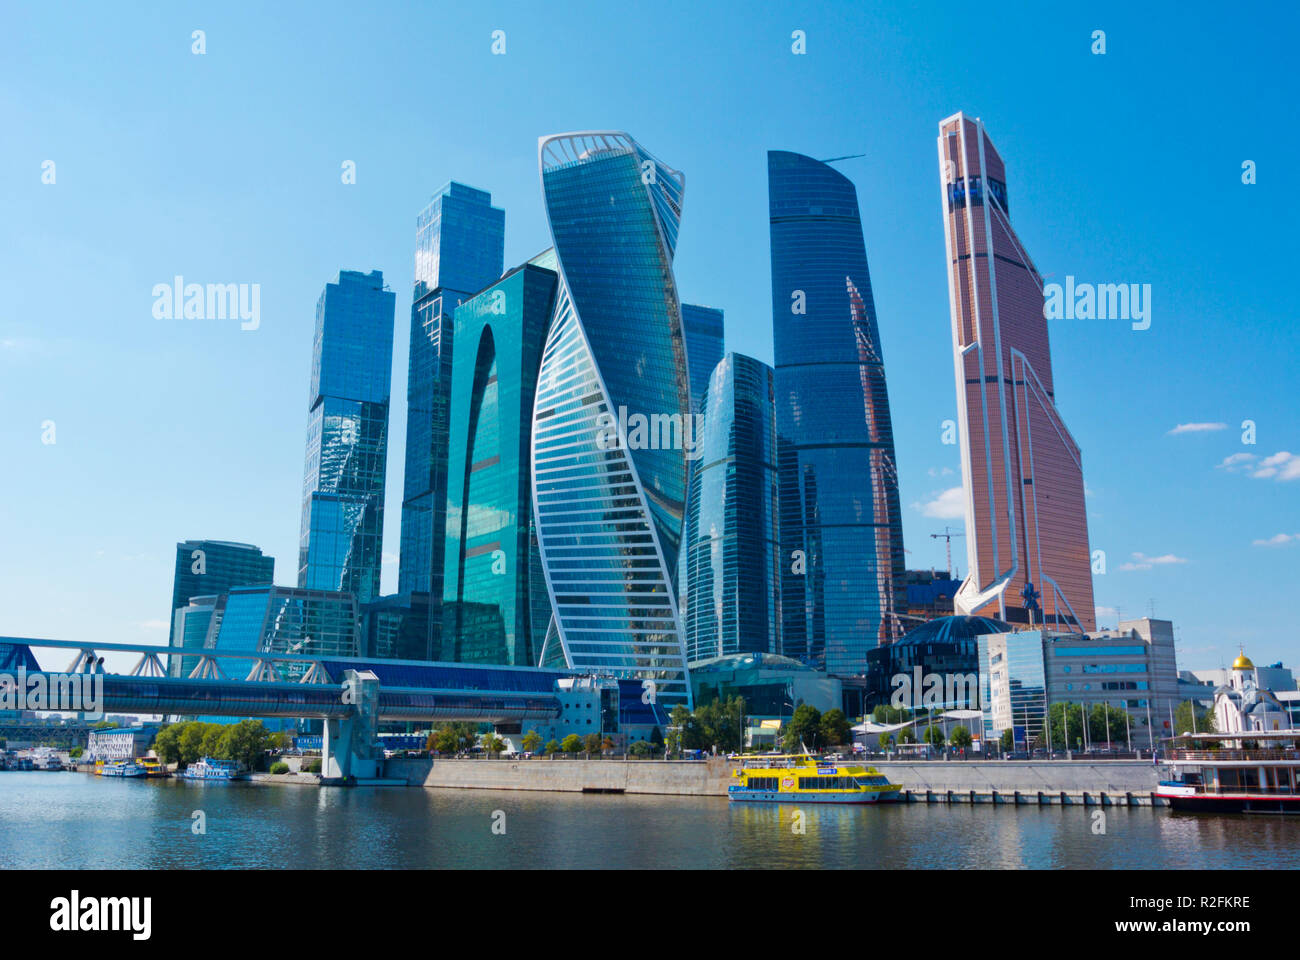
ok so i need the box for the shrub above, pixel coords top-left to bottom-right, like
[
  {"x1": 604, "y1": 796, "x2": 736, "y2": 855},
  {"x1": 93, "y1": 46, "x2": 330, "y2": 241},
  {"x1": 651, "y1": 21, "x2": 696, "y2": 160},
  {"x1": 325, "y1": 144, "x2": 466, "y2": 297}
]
[
  {"x1": 269, "y1": 761, "x2": 290, "y2": 775},
  {"x1": 304, "y1": 758, "x2": 322, "y2": 773}
]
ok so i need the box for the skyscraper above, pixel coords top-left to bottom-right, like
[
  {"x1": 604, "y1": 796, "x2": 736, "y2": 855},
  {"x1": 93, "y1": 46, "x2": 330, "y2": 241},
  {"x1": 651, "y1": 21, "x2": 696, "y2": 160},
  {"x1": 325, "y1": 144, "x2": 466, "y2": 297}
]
[
  {"x1": 676, "y1": 303, "x2": 725, "y2": 621},
  {"x1": 398, "y1": 183, "x2": 506, "y2": 602},
  {"x1": 298, "y1": 269, "x2": 395, "y2": 604},
  {"x1": 166, "y1": 539, "x2": 274, "y2": 675},
  {"x1": 680, "y1": 304, "x2": 724, "y2": 417},
  {"x1": 684, "y1": 353, "x2": 780, "y2": 663},
  {"x1": 768, "y1": 150, "x2": 906, "y2": 674},
  {"x1": 531, "y1": 131, "x2": 693, "y2": 707},
  {"x1": 937, "y1": 113, "x2": 1096, "y2": 631},
  {"x1": 441, "y1": 253, "x2": 558, "y2": 665}
]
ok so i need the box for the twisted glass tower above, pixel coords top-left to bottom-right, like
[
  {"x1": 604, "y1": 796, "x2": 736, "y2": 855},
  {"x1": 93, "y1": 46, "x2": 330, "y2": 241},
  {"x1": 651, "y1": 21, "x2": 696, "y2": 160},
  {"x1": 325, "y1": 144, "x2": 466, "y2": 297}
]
[
  {"x1": 531, "y1": 132, "x2": 693, "y2": 707},
  {"x1": 769, "y1": 150, "x2": 906, "y2": 675}
]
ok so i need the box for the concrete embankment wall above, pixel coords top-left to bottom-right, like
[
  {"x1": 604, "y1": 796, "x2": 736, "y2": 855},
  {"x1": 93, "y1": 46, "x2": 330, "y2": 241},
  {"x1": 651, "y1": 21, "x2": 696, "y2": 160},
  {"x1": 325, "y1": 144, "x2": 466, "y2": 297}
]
[
  {"x1": 869, "y1": 760, "x2": 1162, "y2": 794},
  {"x1": 385, "y1": 757, "x2": 1162, "y2": 797},
  {"x1": 388, "y1": 757, "x2": 733, "y2": 795}
]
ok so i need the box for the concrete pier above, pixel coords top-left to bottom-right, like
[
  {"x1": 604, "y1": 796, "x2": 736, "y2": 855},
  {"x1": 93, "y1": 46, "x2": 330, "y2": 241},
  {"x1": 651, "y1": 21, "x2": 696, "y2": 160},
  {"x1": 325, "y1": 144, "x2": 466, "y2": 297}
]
[{"x1": 384, "y1": 756, "x2": 1167, "y2": 803}]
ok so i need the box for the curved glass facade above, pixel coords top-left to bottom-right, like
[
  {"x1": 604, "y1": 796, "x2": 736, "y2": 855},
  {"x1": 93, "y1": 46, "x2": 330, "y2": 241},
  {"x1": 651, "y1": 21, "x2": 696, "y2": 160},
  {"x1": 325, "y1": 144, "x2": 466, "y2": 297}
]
[
  {"x1": 531, "y1": 132, "x2": 693, "y2": 707},
  {"x1": 441, "y1": 261, "x2": 557, "y2": 666},
  {"x1": 768, "y1": 151, "x2": 906, "y2": 674},
  {"x1": 684, "y1": 353, "x2": 780, "y2": 663}
]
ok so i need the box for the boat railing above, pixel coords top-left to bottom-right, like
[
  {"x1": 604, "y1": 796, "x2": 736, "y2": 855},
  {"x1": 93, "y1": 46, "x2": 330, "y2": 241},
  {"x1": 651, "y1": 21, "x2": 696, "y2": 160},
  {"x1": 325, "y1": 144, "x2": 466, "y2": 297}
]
[
  {"x1": 1174, "y1": 749, "x2": 1300, "y2": 762},
  {"x1": 1173, "y1": 784, "x2": 1298, "y2": 797}
]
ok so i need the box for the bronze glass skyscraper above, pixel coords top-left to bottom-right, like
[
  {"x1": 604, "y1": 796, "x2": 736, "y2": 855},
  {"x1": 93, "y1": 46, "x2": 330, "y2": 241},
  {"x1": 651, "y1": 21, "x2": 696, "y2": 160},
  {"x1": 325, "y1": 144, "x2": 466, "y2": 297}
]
[{"x1": 938, "y1": 113, "x2": 1096, "y2": 631}]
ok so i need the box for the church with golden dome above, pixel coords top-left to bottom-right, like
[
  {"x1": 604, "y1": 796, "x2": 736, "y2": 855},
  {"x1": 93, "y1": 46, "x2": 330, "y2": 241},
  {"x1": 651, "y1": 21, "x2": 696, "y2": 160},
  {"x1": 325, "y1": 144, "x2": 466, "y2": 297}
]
[{"x1": 1212, "y1": 649, "x2": 1290, "y2": 734}]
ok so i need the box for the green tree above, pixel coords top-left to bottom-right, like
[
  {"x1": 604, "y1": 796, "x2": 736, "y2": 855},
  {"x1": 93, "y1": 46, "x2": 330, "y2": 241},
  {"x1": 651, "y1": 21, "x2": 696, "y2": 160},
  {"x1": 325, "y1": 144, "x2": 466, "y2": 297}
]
[
  {"x1": 215, "y1": 720, "x2": 271, "y2": 771},
  {"x1": 670, "y1": 704, "x2": 705, "y2": 750},
  {"x1": 1173, "y1": 700, "x2": 1215, "y2": 738},
  {"x1": 582, "y1": 733, "x2": 602, "y2": 757},
  {"x1": 872, "y1": 704, "x2": 912, "y2": 724},
  {"x1": 1000, "y1": 729, "x2": 1014, "y2": 752},
  {"x1": 629, "y1": 739, "x2": 653, "y2": 757},
  {"x1": 782, "y1": 704, "x2": 823, "y2": 753},
  {"x1": 69, "y1": 746, "x2": 83, "y2": 759},
  {"x1": 648, "y1": 726, "x2": 664, "y2": 751},
  {"x1": 924, "y1": 725, "x2": 946, "y2": 748},
  {"x1": 898, "y1": 728, "x2": 916, "y2": 744},
  {"x1": 201, "y1": 724, "x2": 225, "y2": 759},
  {"x1": 153, "y1": 725, "x2": 181, "y2": 765},
  {"x1": 521, "y1": 730, "x2": 542, "y2": 754},
  {"x1": 482, "y1": 733, "x2": 506, "y2": 757},
  {"x1": 178, "y1": 722, "x2": 207, "y2": 766},
  {"x1": 877, "y1": 730, "x2": 893, "y2": 751},
  {"x1": 950, "y1": 725, "x2": 972, "y2": 749},
  {"x1": 561, "y1": 734, "x2": 583, "y2": 755},
  {"x1": 819, "y1": 708, "x2": 851, "y2": 748},
  {"x1": 544, "y1": 739, "x2": 562, "y2": 756}
]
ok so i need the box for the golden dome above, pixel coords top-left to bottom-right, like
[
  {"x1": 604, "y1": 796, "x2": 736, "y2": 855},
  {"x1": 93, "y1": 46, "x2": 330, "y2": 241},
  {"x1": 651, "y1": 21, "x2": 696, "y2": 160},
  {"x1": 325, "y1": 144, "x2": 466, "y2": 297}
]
[{"x1": 1232, "y1": 652, "x2": 1255, "y2": 671}]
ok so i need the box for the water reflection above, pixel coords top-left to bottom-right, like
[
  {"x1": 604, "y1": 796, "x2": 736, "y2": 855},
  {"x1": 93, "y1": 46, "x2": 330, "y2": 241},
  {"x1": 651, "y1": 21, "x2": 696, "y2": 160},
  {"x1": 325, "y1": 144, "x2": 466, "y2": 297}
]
[{"x1": 1, "y1": 774, "x2": 1297, "y2": 870}]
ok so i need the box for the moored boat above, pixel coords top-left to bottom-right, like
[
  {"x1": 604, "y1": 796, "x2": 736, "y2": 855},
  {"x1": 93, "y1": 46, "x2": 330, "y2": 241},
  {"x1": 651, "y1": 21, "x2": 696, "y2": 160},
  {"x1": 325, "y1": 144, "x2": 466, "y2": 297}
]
[
  {"x1": 98, "y1": 759, "x2": 146, "y2": 778},
  {"x1": 729, "y1": 753, "x2": 901, "y2": 804},
  {"x1": 180, "y1": 757, "x2": 247, "y2": 781},
  {"x1": 1156, "y1": 731, "x2": 1300, "y2": 814}
]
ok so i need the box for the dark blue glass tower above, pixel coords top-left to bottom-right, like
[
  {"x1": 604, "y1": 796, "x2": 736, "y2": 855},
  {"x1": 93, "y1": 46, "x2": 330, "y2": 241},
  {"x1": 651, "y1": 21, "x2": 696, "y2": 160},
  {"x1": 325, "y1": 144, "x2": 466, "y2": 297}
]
[
  {"x1": 684, "y1": 353, "x2": 780, "y2": 662},
  {"x1": 398, "y1": 183, "x2": 505, "y2": 603},
  {"x1": 768, "y1": 150, "x2": 906, "y2": 674},
  {"x1": 298, "y1": 269, "x2": 396, "y2": 604},
  {"x1": 680, "y1": 304, "x2": 724, "y2": 417}
]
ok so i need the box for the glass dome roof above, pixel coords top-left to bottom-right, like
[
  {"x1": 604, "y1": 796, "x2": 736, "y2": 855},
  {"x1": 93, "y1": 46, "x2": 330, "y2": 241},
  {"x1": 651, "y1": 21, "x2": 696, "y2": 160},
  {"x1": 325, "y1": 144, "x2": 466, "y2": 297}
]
[{"x1": 896, "y1": 615, "x2": 1013, "y2": 647}]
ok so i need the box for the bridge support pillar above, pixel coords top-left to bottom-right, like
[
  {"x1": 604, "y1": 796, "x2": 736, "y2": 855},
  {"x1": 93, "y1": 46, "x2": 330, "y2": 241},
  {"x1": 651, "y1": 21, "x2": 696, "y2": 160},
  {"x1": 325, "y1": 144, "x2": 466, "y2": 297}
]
[{"x1": 322, "y1": 669, "x2": 382, "y2": 781}]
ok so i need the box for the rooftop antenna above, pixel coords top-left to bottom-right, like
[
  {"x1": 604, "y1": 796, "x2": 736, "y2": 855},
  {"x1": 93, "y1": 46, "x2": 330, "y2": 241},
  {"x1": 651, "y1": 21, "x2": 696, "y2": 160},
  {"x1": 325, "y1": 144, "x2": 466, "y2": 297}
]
[{"x1": 818, "y1": 153, "x2": 867, "y2": 164}]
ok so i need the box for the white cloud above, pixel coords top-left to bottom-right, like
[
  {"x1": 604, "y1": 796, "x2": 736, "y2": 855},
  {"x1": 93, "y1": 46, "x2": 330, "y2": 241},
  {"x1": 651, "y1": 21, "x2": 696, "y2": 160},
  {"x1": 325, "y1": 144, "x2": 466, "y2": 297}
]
[
  {"x1": 927, "y1": 466, "x2": 954, "y2": 478},
  {"x1": 1252, "y1": 533, "x2": 1300, "y2": 547},
  {"x1": 1167, "y1": 422, "x2": 1227, "y2": 435},
  {"x1": 1096, "y1": 605, "x2": 1118, "y2": 618},
  {"x1": 1251, "y1": 451, "x2": 1300, "y2": 481},
  {"x1": 1219, "y1": 450, "x2": 1300, "y2": 481},
  {"x1": 1120, "y1": 551, "x2": 1187, "y2": 571},
  {"x1": 913, "y1": 486, "x2": 965, "y2": 520}
]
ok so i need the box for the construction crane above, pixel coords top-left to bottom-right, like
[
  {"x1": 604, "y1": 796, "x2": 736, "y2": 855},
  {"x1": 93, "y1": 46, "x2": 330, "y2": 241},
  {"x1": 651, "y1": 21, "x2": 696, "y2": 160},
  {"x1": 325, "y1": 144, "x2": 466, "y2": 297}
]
[{"x1": 930, "y1": 526, "x2": 964, "y2": 579}]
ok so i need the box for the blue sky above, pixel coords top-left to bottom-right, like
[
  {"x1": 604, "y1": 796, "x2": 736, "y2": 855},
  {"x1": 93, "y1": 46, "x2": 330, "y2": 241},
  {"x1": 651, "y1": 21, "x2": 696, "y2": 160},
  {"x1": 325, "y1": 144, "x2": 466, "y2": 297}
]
[{"x1": 2, "y1": 1, "x2": 1296, "y2": 673}]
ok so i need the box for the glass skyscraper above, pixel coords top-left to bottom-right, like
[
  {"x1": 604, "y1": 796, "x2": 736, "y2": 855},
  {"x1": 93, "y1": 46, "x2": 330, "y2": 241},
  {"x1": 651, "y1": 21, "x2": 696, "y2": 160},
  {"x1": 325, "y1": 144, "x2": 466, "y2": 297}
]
[
  {"x1": 938, "y1": 113, "x2": 1096, "y2": 631},
  {"x1": 768, "y1": 150, "x2": 906, "y2": 675},
  {"x1": 206, "y1": 585, "x2": 360, "y2": 683},
  {"x1": 166, "y1": 539, "x2": 274, "y2": 675},
  {"x1": 680, "y1": 304, "x2": 724, "y2": 417},
  {"x1": 441, "y1": 254, "x2": 558, "y2": 666},
  {"x1": 684, "y1": 353, "x2": 780, "y2": 663},
  {"x1": 676, "y1": 303, "x2": 724, "y2": 622},
  {"x1": 398, "y1": 183, "x2": 506, "y2": 606},
  {"x1": 298, "y1": 269, "x2": 396, "y2": 604},
  {"x1": 531, "y1": 131, "x2": 693, "y2": 707}
]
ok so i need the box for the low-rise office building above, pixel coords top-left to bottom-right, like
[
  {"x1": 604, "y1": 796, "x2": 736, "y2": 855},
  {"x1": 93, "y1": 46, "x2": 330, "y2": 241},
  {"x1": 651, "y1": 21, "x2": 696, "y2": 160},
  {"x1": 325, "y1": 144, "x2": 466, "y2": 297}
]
[{"x1": 979, "y1": 618, "x2": 1181, "y2": 748}]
